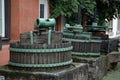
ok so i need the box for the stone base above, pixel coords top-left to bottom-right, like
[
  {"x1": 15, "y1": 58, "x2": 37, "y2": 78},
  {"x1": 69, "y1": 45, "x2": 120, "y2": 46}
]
[
  {"x1": 108, "y1": 52, "x2": 120, "y2": 63},
  {"x1": 72, "y1": 55, "x2": 108, "y2": 80},
  {"x1": 107, "y1": 52, "x2": 120, "y2": 70},
  {"x1": 0, "y1": 63, "x2": 88, "y2": 80}
]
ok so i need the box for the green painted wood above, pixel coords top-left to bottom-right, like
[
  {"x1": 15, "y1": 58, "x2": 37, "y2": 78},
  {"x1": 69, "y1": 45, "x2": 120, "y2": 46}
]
[
  {"x1": 10, "y1": 46, "x2": 73, "y2": 53},
  {"x1": 63, "y1": 32, "x2": 92, "y2": 38},
  {"x1": 48, "y1": 29, "x2": 52, "y2": 45},
  {"x1": 30, "y1": 31, "x2": 34, "y2": 44},
  {"x1": 64, "y1": 24, "x2": 83, "y2": 33},
  {"x1": 9, "y1": 59, "x2": 72, "y2": 67},
  {"x1": 34, "y1": 18, "x2": 56, "y2": 28},
  {"x1": 62, "y1": 38, "x2": 102, "y2": 43},
  {"x1": 72, "y1": 52, "x2": 100, "y2": 57}
]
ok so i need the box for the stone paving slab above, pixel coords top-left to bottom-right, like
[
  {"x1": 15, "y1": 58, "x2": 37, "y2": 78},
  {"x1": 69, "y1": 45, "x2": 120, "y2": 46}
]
[
  {"x1": 102, "y1": 62, "x2": 120, "y2": 80},
  {"x1": 107, "y1": 52, "x2": 120, "y2": 63}
]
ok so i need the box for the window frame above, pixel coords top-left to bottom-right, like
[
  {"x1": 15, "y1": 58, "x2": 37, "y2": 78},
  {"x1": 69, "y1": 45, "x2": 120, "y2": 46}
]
[
  {"x1": 0, "y1": 0, "x2": 5, "y2": 37},
  {"x1": 39, "y1": 0, "x2": 48, "y2": 18}
]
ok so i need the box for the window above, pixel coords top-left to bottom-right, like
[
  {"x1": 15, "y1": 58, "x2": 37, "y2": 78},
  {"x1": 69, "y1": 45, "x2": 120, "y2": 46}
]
[
  {"x1": 0, "y1": 0, "x2": 10, "y2": 39},
  {"x1": 39, "y1": 0, "x2": 48, "y2": 18},
  {"x1": 40, "y1": 4, "x2": 44, "y2": 18},
  {"x1": 0, "y1": 0, "x2": 5, "y2": 37}
]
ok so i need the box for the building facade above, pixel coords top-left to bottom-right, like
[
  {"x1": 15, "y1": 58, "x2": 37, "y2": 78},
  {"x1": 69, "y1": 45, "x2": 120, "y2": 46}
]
[
  {"x1": 0, "y1": 0, "x2": 50, "y2": 41},
  {"x1": 107, "y1": 18, "x2": 120, "y2": 38},
  {"x1": 0, "y1": 0, "x2": 50, "y2": 66}
]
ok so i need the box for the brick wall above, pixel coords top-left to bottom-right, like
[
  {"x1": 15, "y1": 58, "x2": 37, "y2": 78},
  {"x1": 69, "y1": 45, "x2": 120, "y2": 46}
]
[{"x1": 11, "y1": 0, "x2": 39, "y2": 41}]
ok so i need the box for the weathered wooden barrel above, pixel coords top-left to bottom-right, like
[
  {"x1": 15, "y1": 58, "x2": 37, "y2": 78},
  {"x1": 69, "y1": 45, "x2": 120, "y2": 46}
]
[
  {"x1": 0, "y1": 36, "x2": 2, "y2": 50},
  {"x1": 92, "y1": 34, "x2": 109, "y2": 55},
  {"x1": 85, "y1": 22, "x2": 110, "y2": 32},
  {"x1": 9, "y1": 41, "x2": 72, "y2": 71},
  {"x1": 63, "y1": 33, "x2": 102, "y2": 57},
  {"x1": 20, "y1": 31, "x2": 62, "y2": 45},
  {"x1": 86, "y1": 22, "x2": 110, "y2": 55}
]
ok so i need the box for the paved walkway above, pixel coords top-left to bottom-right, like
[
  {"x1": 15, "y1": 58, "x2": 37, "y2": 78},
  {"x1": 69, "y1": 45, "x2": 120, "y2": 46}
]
[{"x1": 102, "y1": 62, "x2": 120, "y2": 80}]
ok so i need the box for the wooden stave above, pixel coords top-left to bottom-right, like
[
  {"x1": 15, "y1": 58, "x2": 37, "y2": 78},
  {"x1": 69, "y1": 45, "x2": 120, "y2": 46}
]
[{"x1": 9, "y1": 41, "x2": 72, "y2": 67}]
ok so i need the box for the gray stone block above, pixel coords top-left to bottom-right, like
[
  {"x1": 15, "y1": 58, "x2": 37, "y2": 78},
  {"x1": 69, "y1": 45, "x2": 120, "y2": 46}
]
[
  {"x1": 0, "y1": 63, "x2": 88, "y2": 80},
  {"x1": 108, "y1": 52, "x2": 120, "y2": 63},
  {"x1": 72, "y1": 55, "x2": 108, "y2": 80}
]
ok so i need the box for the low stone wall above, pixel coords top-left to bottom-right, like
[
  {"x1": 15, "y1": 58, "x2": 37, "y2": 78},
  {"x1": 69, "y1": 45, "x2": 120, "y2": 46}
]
[
  {"x1": 108, "y1": 52, "x2": 120, "y2": 63},
  {"x1": 0, "y1": 63, "x2": 88, "y2": 80},
  {"x1": 72, "y1": 55, "x2": 108, "y2": 80},
  {"x1": 107, "y1": 52, "x2": 120, "y2": 69},
  {"x1": 107, "y1": 37, "x2": 120, "y2": 70}
]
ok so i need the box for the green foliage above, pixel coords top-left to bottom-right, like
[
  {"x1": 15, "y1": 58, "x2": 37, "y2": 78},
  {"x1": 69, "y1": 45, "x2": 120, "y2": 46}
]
[
  {"x1": 96, "y1": 0, "x2": 120, "y2": 25},
  {"x1": 50, "y1": 0, "x2": 96, "y2": 25},
  {"x1": 50, "y1": 0, "x2": 79, "y2": 18},
  {"x1": 50, "y1": 0, "x2": 120, "y2": 25},
  {"x1": 50, "y1": 0, "x2": 96, "y2": 17},
  {"x1": 79, "y1": 0, "x2": 96, "y2": 16}
]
